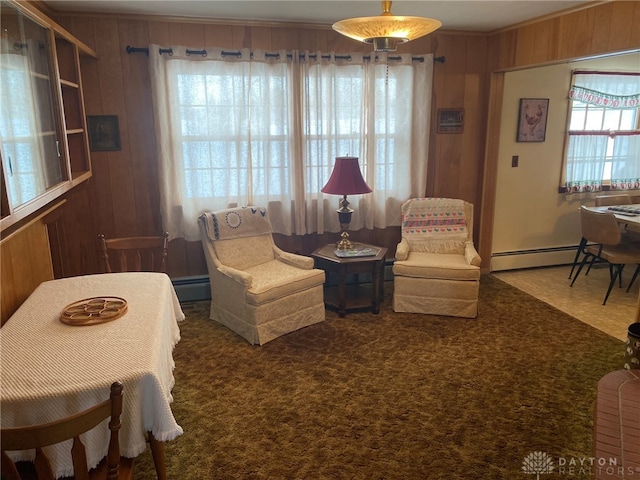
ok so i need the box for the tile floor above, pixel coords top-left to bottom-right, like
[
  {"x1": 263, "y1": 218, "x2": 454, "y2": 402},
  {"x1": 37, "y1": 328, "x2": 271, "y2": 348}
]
[{"x1": 492, "y1": 264, "x2": 640, "y2": 342}]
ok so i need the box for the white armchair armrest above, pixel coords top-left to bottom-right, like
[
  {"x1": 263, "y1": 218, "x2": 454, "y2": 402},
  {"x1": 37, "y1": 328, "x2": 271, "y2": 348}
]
[
  {"x1": 465, "y1": 241, "x2": 482, "y2": 266},
  {"x1": 273, "y1": 246, "x2": 314, "y2": 269},
  {"x1": 217, "y1": 264, "x2": 253, "y2": 288},
  {"x1": 396, "y1": 238, "x2": 410, "y2": 261}
]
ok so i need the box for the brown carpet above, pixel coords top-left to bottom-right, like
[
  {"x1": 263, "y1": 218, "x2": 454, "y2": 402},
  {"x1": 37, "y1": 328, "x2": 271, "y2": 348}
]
[{"x1": 133, "y1": 275, "x2": 624, "y2": 479}]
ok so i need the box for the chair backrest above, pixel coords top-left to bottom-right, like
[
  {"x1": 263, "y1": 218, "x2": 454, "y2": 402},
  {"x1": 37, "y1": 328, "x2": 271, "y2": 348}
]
[
  {"x1": 1, "y1": 382, "x2": 124, "y2": 480},
  {"x1": 400, "y1": 198, "x2": 474, "y2": 253},
  {"x1": 199, "y1": 207, "x2": 275, "y2": 270},
  {"x1": 594, "y1": 194, "x2": 632, "y2": 206},
  {"x1": 580, "y1": 206, "x2": 621, "y2": 246},
  {"x1": 98, "y1": 233, "x2": 169, "y2": 273}
]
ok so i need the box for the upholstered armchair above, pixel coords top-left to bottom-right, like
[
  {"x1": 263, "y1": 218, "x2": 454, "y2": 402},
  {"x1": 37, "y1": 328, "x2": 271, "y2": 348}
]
[
  {"x1": 198, "y1": 206, "x2": 326, "y2": 345},
  {"x1": 392, "y1": 198, "x2": 481, "y2": 318}
]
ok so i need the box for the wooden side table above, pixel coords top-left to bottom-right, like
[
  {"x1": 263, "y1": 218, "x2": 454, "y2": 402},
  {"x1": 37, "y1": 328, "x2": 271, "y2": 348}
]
[{"x1": 311, "y1": 243, "x2": 387, "y2": 317}]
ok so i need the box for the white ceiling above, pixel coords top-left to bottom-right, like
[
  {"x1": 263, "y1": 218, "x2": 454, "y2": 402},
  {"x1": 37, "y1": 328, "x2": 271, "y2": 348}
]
[{"x1": 43, "y1": 0, "x2": 595, "y2": 32}]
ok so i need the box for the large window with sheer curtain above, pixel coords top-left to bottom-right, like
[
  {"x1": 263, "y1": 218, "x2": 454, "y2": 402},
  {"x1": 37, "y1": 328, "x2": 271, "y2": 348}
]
[
  {"x1": 561, "y1": 70, "x2": 640, "y2": 194},
  {"x1": 149, "y1": 47, "x2": 432, "y2": 241}
]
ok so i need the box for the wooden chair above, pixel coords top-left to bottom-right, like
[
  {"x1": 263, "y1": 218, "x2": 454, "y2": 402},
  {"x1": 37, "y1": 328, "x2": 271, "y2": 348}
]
[
  {"x1": 1, "y1": 382, "x2": 124, "y2": 480},
  {"x1": 570, "y1": 206, "x2": 640, "y2": 305},
  {"x1": 98, "y1": 233, "x2": 169, "y2": 273}
]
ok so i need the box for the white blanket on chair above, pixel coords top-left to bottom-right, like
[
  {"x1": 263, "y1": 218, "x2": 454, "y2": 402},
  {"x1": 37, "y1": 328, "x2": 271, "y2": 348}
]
[{"x1": 200, "y1": 207, "x2": 272, "y2": 242}]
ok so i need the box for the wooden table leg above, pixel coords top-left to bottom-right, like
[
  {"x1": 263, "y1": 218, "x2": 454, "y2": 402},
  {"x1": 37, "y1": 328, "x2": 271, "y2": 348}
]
[
  {"x1": 337, "y1": 270, "x2": 347, "y2": 317},
  {"x1": 148, "y1": 432, "x2": 167, "y2": 480},
  {"x1": 372, "y1": 259, "x2": 382, "y2": 314}
]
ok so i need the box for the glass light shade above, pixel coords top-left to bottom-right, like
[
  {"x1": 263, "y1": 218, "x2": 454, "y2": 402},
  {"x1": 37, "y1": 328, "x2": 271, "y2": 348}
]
[{"x1": 332, "y1": 1, "x2": 442, "y2": 52}]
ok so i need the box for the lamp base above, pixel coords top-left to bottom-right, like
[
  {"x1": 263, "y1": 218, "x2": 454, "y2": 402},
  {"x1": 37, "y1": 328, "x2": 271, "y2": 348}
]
[{"x1": 336, "y1": 231, "x2": 354, "y2": 250}]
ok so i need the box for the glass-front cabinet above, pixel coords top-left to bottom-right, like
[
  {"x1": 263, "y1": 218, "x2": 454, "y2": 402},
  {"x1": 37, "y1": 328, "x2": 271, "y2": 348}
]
[{"x1": 0, "y1": 0, "x2": 95, "y2": 233}]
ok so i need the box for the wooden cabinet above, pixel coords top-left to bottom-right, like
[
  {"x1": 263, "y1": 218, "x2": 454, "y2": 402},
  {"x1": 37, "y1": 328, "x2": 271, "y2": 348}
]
[{"x1": 0, "y1": 0, "x2": 96, "y2": 234}]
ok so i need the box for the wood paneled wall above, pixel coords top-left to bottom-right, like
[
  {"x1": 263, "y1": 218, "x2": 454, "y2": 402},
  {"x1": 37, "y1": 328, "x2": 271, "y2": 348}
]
[
  {"x1": 2, "y1": 1, "x2": 638, "y2": 323},
  {"x1": 47, "y1": 13, "x2": 490, "y2": 280}
]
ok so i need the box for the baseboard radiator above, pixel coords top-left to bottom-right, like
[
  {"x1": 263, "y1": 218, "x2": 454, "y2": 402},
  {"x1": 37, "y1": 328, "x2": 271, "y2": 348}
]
[
  {"x1": 172, "y1": 262, "x2": 396, "y2": 303},
  {"x1": 172, "y1": 275, "x2": 212, "y2": 303},
  {"x1": 491, "y1": 246, "x2": 577, "y2": 272}
]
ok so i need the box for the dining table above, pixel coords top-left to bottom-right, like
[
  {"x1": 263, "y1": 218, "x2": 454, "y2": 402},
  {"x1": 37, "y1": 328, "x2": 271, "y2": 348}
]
[
  {"x1": 0, "y1": 271, "x2": 185, "y2": 479},
  {"x1": 587, "y1": 203, "x2": 640, "y2": 229}
]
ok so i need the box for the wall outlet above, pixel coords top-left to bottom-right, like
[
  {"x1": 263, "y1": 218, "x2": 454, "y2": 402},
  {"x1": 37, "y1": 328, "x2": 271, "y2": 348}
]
[{"x1": 512, "y1": 155, "x2": 519, "y2": 167}]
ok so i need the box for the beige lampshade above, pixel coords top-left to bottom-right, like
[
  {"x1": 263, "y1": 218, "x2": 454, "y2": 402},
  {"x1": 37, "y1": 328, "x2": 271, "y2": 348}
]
[{"x1": 332, "y1": 1, "x2": 442, "y2": 52}]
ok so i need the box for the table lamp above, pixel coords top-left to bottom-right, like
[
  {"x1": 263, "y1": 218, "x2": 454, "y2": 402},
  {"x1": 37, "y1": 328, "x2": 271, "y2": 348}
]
[{"x1": 321, "y1": 156, "x2": 372, "y2": 250}]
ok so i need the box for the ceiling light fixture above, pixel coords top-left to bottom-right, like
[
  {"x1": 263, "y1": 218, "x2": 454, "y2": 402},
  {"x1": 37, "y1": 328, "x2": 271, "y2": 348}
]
[{"x1": 332, "y1": 1, "x2": 442, "y2": 52}]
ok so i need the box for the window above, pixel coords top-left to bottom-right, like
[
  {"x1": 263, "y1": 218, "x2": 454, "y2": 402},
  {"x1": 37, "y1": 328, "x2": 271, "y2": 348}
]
[
  {"x1": 561, "y1": 71, "x2": 640, "y2": 194},
  {"x1": 149, "y1": 47, "x2": 432, "y2": 240}
]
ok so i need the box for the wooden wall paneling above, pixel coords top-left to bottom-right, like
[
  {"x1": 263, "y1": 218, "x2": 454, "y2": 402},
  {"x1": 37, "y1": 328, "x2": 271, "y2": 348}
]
[
  {"x1": 271, "y1": 27, "x2": 300, "y2": 51},
  {"x1": 250, "y1": 26, "x2": 272, "y2": 50},
  {"x1": 92, "y1": 18, "x2": 138, "y2": 240},
  {"x1": 589, "y1": 4, "x2": 615, "y2": 55},
  {"x1": 118, "y1": 19, "x2": 161, "y2": 237},
  {"x1": 478, "y1": 72, "x2": 505, "y2": 272},
  {"x1": 298, "y1": 28, "x2": 328, "y2": 52},
  {"x1": 231, "y1": 25, "x2": 252, "y2": 49},
  {"x1": 486, "y1": 29, "x2": 518, "y2": 73},
  {"x1": 147, "y1": 21, "x2": 171, "y2": 47},
  {"x1": 607, "y1": 1, "x2": 639, "y2": 53},
  {"x1": 167, "y1": 21, "x2": 187, "y2": 46},
  {"x1": 430, "y1": 35, "x2": 467, "y2": 199},
  {"x1": 63, "y1": 188, "x2": 101, "y2": 275},
  {"x1": 45, "y1": 2, "x2": 636, "y2": 282},
  {"x1": 184, "y1": 22, "x2": 206, "y2": 48},
  {"x1": 514, "y1": 20, "x2": 560, "y2": 67},
  {"x1": 557, "y1": 8, "x2": 594, "y2": 60},
  {"x1": 204, "y1": 23, "x2": 234, "y2": 49},
  {"x1": 460, "y1": 36, "x2": 489, "y2": 236},
  {"x1": 1, "y1": 219, "x2": 54, "y2": 324},
  {"x1": 327, "y1": 29, "x2": 366, "y2": 54}
]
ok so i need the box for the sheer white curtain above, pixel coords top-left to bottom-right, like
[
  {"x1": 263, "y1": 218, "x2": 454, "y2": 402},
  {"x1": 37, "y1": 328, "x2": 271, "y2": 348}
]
[
  {"x1": 564, "y1": 71, "x2": 640, "y2": 193},
  {"x1": 0, "y1": 38, "x2": 47, "y2": 206},
  {"x1": 149, "y1": 45, "x2": 432, "y2": 240}
]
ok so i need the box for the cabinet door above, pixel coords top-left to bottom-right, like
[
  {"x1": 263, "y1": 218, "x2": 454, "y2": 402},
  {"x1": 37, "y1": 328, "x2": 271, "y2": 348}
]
[{"x1": 0, "y1": 1, "x2": 67, "y2": 218}]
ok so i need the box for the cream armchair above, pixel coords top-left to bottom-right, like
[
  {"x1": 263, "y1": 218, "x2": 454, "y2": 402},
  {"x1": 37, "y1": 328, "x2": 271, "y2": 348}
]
[
  {"x1": 198, "y1": 206, "x2": 326, "y2": 345},
  {"x1": 392, "y1": 198, "x2": 481, "y2": 318}
]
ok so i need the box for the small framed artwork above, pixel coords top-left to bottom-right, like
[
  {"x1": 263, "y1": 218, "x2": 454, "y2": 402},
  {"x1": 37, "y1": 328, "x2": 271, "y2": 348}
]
[
  {"x1": 87, "y1": 115, "x2": 121, "y2": 152},
  {"x1": 516, "y1": 98, "x2": 549, "y2": 143},
  {"x1": 437, "y1": 108, "x2": 464, "y2": 134}
]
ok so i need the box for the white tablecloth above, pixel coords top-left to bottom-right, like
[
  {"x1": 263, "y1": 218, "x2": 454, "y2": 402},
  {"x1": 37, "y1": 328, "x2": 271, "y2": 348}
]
[{"x1": 0, "y1": 272, "x2": 185, "y2": 478}]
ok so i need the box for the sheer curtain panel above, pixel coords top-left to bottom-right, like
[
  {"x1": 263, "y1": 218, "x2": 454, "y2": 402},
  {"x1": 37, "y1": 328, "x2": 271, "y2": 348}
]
[
  {"x1": 149, "y1": 46, "x2": 432, "y2": 240},
  {"x1": 563, "y1": 71, "x2": 640, "y2": 194}
]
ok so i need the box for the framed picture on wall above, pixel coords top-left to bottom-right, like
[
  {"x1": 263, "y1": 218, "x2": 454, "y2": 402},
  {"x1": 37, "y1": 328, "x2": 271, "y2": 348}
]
[
  {"x1": 87, "y1": 115, "x2": 121, "y2": 151},
  {"x1": 437, "y1": 108, "x2": 464, "y2": 134},
  {"x1": 516, "y1": 98, "x2": 549, "y2": 142}
]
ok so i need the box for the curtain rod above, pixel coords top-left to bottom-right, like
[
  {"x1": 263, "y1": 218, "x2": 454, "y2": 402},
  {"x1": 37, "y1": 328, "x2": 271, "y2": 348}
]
[
  {"x1": 125, "y1": 45, "x2": 445, "y2": 63},
  {"x1": 572, "y1": 70, "x2": 640, "y2": 76}
]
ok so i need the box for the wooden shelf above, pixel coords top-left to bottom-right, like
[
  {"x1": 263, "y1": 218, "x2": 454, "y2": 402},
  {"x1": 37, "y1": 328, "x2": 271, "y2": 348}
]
[
  {"x1": 1, "y1": 0, "x2": 95, "y2": 236},
  {"x1": 60, "y1": 78, "x2": 79, "y2": 89}
]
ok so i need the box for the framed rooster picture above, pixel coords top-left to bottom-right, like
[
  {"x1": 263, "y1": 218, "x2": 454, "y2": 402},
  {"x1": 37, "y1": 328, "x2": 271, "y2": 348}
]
[{"x1": 517, "y1": 98, "x2": 549, "y2": 142}]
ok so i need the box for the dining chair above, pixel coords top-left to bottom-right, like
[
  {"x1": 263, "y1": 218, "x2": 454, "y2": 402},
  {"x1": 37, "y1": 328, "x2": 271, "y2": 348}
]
[
  {"x1": 594, "y1": 194, "x2": 632, "y2": 207},
  {"x1": 1, "y1": 382, "x2": 124, "y2": 480},
  {"x1": 98, "y1": 232, "x2": 169, "y2": 273},
  {"x1": 569, "y1": 194, "x2": 635, "y2": 279},
  {"x1": 570, "y1": 206, "x2": 640, "y2": 305}
]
